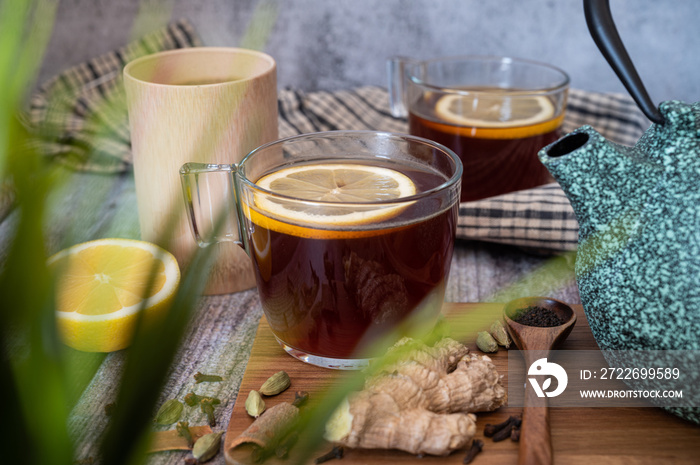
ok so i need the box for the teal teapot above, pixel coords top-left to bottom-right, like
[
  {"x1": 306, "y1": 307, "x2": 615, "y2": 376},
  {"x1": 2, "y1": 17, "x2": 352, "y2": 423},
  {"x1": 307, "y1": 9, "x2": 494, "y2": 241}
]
[
  {"x1": 539, "y1": 0, "x2": 699, "y2": 423},
  {"x1": 540, "y1": 102, "x2": 700, "y2": 353}
]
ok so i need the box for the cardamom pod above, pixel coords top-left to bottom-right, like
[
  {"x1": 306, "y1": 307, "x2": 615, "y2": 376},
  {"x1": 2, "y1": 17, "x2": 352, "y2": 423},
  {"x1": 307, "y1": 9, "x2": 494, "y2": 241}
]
[
  {"x1": 476, "y1": 331, "x2": 498, "y2": 353},
  {"x1": 245, "y1": 390, "x2": 266, "y2": 418},
  {"x1": 154, "y1": 399, "x2": 184, "y2": 425},
  {"x1": 260, "y1": 371, "x2": 291, "y2": 396},
  {"x1": 490, "y1": 319, "x2": 511, "y2": 348},
  {"x1": 192, "y1": 431, "x2": 223, "y2": 462}
]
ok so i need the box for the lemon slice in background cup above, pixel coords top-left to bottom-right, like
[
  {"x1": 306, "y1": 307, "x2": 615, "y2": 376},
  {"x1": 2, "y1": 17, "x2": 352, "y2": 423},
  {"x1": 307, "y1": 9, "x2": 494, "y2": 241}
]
[
  {"x1": 48, "y1": 238, "x2": 180, "y2": 352},
  {"x1": 254, "y1": 163, "x2": 417, "y2": 227},
  {"x1": 435, "y1": 93, "x2": 556, "y2": 129}
]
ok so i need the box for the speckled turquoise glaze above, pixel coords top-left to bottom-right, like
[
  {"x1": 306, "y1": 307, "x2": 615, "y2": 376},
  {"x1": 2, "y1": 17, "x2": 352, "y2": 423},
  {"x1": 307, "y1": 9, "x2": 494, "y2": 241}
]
[{"x1": 540, "y1": 100, "x2": 700, "y2": 423}]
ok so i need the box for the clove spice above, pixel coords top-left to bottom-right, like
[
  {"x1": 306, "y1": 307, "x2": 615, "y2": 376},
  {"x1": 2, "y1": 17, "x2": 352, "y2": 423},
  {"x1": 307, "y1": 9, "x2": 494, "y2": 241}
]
[
  {"x1": 484, "y1": 416, "x2": 515, "y2": 437},
  {"x1": 484, "y1": 415, "x2": 521, "y2": 442},
  {"x1": 493, "y1": 419, "x2": 521, "y2": 442},
  {"x1": 314, "y1": 446, "x2": 344, "y2": 464},
  {"x1": 511, "y1": 424, "x2": 521, "y2": 442},
  {"x1": 463, "y1": 439, "x2": 483, "y2": 464}
]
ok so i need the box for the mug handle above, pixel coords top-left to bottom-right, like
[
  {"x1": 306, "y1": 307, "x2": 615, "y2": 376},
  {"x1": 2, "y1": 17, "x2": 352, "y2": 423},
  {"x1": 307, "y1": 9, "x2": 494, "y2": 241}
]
[
  {"x1": 179, "y1": 163, "x2": 248, "y2": 252},
  {"x1": 387, "y1": 56, "x2": 412, "y2": 118}
]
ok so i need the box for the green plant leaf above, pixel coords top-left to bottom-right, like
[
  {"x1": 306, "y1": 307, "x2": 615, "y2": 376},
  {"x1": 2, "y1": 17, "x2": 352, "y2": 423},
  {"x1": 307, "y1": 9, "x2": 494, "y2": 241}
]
[{"x1": 98, "y1": 228, "x2": 219, "y2": 465}]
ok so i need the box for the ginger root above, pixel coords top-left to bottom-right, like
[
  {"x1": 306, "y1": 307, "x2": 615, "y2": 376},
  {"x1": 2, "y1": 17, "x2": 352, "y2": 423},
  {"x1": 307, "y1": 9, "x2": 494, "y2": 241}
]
[{"x1": 324, "y1": 337, "x2": 506, "y2": 456}]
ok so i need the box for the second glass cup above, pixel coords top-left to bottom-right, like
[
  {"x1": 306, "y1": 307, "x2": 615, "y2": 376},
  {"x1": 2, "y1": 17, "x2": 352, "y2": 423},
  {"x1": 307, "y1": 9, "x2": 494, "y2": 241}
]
[
  {"x1": 389, "y1": 55, "x2": 569, "y2": 202},
  {"x1": 181, "y1": 131, "x2": 462, "y2": 369}
]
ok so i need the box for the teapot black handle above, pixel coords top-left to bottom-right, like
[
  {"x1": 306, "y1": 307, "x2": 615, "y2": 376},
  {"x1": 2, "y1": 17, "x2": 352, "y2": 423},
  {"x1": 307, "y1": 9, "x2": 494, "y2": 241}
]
[{"x1": 584, "y1": 0, "x2": 665, "y2": 125}]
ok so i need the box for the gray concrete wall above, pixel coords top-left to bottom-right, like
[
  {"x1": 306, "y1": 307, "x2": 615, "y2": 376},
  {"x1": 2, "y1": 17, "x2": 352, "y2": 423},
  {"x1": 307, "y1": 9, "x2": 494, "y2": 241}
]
[{"x1": 39, "y1": 0, "x2": 700, "y2": 105}]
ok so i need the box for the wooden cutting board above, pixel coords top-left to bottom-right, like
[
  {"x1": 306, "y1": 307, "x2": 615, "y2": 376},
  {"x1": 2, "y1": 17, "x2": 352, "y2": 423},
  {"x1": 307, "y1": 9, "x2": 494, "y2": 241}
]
[{"x1": 224, "y1": 303, "x2": 700, "y2": 464}]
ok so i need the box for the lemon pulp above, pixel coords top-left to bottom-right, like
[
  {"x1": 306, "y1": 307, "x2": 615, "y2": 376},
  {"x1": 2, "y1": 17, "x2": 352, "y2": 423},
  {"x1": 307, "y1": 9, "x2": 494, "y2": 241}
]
[
  {"x1": 48, "y1": 238, "x2": 180, "y2": 352},
  {"x1": 253, "y1": 163, "x2": 417, "y2": 228},
  {"x1": 435, "y1": 92, "x2": 556, "y2": 129}
]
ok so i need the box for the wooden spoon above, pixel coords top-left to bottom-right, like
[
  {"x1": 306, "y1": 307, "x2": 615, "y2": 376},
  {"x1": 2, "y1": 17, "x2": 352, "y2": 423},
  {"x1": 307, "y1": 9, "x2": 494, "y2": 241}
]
[{"x1": 503, "y1": 297, "x2": 577, "y2": 465}]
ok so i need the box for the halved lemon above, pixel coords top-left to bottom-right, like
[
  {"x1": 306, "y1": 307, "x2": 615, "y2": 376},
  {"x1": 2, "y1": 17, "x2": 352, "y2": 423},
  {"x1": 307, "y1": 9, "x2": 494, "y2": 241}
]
[
  {"x1": 48, "y1": 238, "x2": 180, "y2": 352},
  {"x1": 434, "y1": 93, "x2": 559, "y2": 138},
  {"x1": 253, "y1": 163, "x2": 417, "y2": 229}
]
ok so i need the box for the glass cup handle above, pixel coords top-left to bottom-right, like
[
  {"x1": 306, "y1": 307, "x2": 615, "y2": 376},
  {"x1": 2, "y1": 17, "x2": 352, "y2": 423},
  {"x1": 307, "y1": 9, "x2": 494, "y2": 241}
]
[
  {"x1": 387, "y1": 56, "x2": 411, "y2": 118},
  {"x1": 179, "y1": 163, "x2": 246, "y2": 250}
]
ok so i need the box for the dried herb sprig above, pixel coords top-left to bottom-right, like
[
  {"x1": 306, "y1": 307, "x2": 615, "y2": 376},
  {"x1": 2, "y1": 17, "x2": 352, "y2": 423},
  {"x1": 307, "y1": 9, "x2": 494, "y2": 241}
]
[
  {"x1": 200, "y1": 397, "x2": 221, "y2": 427},
  {"x1": 194, "y1": 372, "x2": 224, "y2": 384},
  {"x1": 292, "y1": 391, "x2": 309, "y2": 407},
  {"x1": 184, "y1": 392, "x2": 205, "y2": 407},
  {"x1": 176, "y1": 421, "x2": 194, "y2": 448}
]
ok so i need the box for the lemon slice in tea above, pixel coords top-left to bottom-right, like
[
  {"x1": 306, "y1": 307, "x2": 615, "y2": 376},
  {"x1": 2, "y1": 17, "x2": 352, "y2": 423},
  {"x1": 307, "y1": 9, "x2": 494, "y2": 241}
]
[
  {"x1": 435, "y1": 92, "x2": 555, "y2": 129},
  {"x1": 254, "y1": 163, "x2": 417, "y2": 227}
]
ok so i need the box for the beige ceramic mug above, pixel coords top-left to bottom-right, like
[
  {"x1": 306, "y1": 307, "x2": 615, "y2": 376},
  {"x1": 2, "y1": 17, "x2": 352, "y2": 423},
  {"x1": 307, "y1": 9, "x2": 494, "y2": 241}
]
[{"x1": 124, "y1": 47, "x2": 278, "y2": 294}]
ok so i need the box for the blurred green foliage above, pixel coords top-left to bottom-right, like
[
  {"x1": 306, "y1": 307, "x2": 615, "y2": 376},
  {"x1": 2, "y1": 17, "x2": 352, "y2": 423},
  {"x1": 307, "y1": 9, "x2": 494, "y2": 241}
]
[{"x1": 0, "y1": 2, "x2": 217, "y2": 464}]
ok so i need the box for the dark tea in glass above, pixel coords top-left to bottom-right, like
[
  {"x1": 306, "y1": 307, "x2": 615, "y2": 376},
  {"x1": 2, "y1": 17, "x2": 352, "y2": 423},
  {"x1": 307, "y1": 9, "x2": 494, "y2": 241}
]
[
  {"x1": 389, "y1": 56, "x2": 569, "y2": 202},
  {"x1": 181, "y1": 131, "x2": 462, "y2": 369},
  {"x1": 409, "y1": 89, "x2": 563, "y2": 201},
  {"x1": 246, "y1": 161, "x2": 457, "y2": 365}
]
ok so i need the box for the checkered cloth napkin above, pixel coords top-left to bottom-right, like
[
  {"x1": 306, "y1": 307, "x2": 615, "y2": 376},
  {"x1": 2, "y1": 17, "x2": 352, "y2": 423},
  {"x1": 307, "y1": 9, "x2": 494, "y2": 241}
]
[{"x1": 26, "y1": 20, "x2": 649, "y2": 253}]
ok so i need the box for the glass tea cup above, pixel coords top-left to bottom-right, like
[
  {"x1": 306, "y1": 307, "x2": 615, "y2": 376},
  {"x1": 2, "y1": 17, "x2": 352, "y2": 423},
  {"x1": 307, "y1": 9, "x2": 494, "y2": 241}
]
[
  {"x1": 180, "y1": 131, "x2": 462, "y2": 369},
  {"x1": 389, "y1": 55, "x2": 569, "y2": 202}
]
